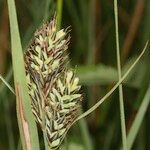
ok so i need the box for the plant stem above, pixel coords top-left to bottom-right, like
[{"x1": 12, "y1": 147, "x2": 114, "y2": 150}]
[
  {"x1": 114, "y1": 0, "x2": 127, "y2": 150},
  {"x1": 75, "y1": 41, "x2": 148, "y2": 123},
  {"x1": 0, "y1": 74, "x2": 15, "y2": 94},
  {"x1": 57, "y1": 0, "x2": 63, "y2": 30}
]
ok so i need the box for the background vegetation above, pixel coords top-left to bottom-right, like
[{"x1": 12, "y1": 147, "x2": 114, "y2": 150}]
[{"x1": 0, "y1": 0, "x2": 149, "y2": 149}]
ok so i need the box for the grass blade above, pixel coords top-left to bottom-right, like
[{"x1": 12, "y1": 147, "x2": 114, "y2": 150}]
[
  {"x1": 127, "y1": 84, "x2": 150, "y2": 149},
  {"x1": 7, "y1": 0, "x2": 40, "y2": 149},
  {"x1": 114, "y1": 0, "x2": 127, "y2": 149}
]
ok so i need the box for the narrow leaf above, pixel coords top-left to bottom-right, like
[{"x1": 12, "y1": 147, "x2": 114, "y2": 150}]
[
  {"x1": 7, "y1": 0, "x2": 40, "y2": 149},
  {"x1": 127, "y1": 84, "x2": 150, "y2": 149}
]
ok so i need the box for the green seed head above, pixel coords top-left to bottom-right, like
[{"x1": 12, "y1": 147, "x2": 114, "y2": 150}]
[{"x1": 25, "y1": 16, "x2": 82, "y2": 149}]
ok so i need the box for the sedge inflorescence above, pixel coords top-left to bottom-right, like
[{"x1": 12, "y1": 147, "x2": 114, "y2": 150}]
[{"x1": 24, "y1": 16, "x2": 82, "y2": 149}]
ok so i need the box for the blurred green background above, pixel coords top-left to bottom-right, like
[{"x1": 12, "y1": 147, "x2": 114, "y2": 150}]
[{"x1": 0, "y1": 0, "x2": 150, "y2": 150}]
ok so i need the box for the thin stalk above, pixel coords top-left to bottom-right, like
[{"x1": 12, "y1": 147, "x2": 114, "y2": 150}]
[
  {"x1": 74, "y1": 41, "x2": 148, "y2": 123},
  {"x1": 57, "y1": 0, "x2": 63, "y2": 30},
  {"x1": 0, "y1": 74, "x2": 15, "y2": 94},
  {"x1": 114, "y1": 0, "x2": 127, "y2": 150},
  {"x1": 0, "y1": 68, "x2": 12, "y2": 94}
]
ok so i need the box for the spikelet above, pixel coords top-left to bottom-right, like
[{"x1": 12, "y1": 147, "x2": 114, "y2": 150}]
[{"x1": 24, "y1": 16, "x2": 82, "y2": 149}]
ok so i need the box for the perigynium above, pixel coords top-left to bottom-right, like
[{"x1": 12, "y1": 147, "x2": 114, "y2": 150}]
[{"x1": 24, "y1": 16, "x2": 82, "y2": 149}]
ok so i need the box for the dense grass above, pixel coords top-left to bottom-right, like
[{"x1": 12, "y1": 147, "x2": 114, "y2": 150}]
[{"x1": 0, "y1": 0, "x2": 149, "y2": 150}]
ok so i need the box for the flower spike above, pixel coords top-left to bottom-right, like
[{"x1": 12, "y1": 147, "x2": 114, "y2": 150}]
[{"x1": 25, "y1": 16, "x2": 82, "y2": 149}]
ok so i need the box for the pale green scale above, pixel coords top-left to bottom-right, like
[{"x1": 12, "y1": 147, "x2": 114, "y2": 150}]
[
  {"x1": 36, "y1": 35, "x2": 44, "y2": 45},
  {"x1": 26, "y1": 74, "x2": 30, "y2": 83},
  {"x1": 45, "y1": 106, "x2": 52, "y2": 119},
  {"x1": 50, "y1": 139, "x2": 60, "y2": 148},
  {"x1": 57, "y1": 79, "x2": 65, "y2": 94},
  {"x1": 50, "y1": 93, "x2": 56, "y2": 102},
  {"x1": 52, "y1": 59, "x2": 60, "y2": 70},
  {"x1": 58, "y1": 123, "x2": 64, "y2": 129},
  {"x1": 31, "y1": 82, "x2": 37, "y2": 91},
  {"x1": 31, "y1": 63, "x2": 40, "y2": 71},
  {"x1": 70, "y1": 77, "x2": 80, "y2": 92},
  {"x1": 30, "y1": 89, "x2": 34, "y2": 97},
  {"x1": 56, "y1": 40, "x2": 66, "y2": 49},
  {"x1": 55, "y1": 29, "x2": 65, "y2": 40},
  {"x1": 32, "y1": 108, "x2": 41, "y2": 124},
  {"x1": 68, "y1": 94, "x2": 81, "y2": 101},
  {"x1": 61, "y1": 95, "x2": 71, "y2": 101},
  {"x1": 59, "y1": 109, "x2": 70, "y2": 114},
  {"x1": 54, "y1": 51, "x2": 63, "y2": 58},
  {"x1": 30, "y1": 54, "x2": 34, "y2": 59},
  {"x1": 42, "y1": 50, "x2": 48, "y2": 60},
  {"x1": 63, "y1": 102, "x2": 76, "y2": 109},
  {"x1": 52, "y1": 88, "x2": 62, "y2": 103},
  {"x1": 33, "y1": 55, "x2": 43, "y2": 68},
  {"x1": 39, "y1": 35, "x2": 44, "y2": 42},
  {"x1": 43, "y1": 64, "x2": 48, "y2": 70},
  {"x1": 66, "y1": 71, "x2": 73, "y2": 94},
  {"x1": 66, "y1": 71, "x2": 73, "y2": 84},
  {"x1": 48, "y1": 130, "x2": 57, "y2": 139},
  {"x1": 44, "y1": 56, "x2": 53, "y2": 65},
  {"x1": 58, "y1": 128, "x2": 66, "y2": 136},
  {"x1": 48, "y1": 38, "x2": 54, "y2": 51},
  {"x1": 53, "y1": 120, "x2": 59, "y2": 130},
  {"x1": 35, "y1": 45, "x2": 41, "y2": 58},
  {"x1": 42, "y1": 69, "x2": 52, "y2": 76}
]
